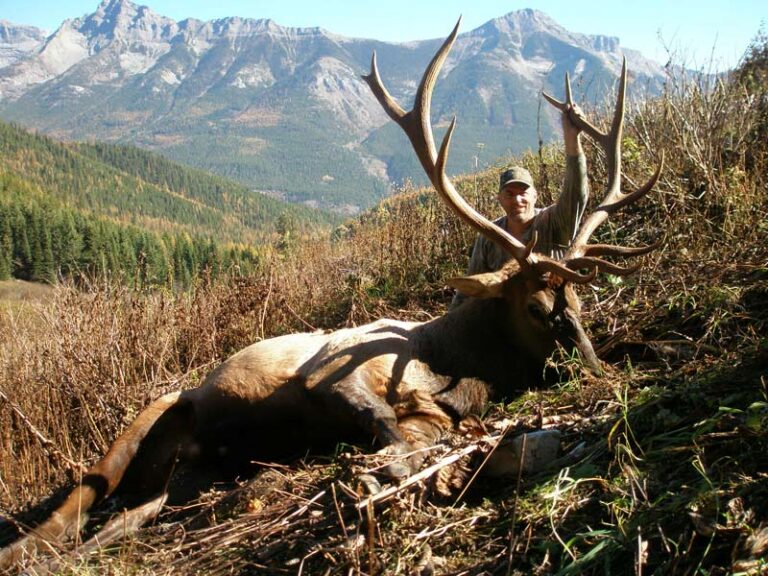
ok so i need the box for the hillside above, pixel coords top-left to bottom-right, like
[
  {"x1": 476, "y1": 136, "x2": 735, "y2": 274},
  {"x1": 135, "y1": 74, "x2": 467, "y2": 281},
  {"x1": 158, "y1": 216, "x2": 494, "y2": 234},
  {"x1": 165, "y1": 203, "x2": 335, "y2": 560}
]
[
  {"x1": 0, "y1": 0, "x2": 666, "y2": 211},
  {"x1": 0, "y1": 121, "x2": 334, "y2": 242},
  {"x1": 0, "y1": 120, "x2": 337, "y2": 284},
  {"x1": 0, "y1": 35, "x2": 766, "y2": 575}
]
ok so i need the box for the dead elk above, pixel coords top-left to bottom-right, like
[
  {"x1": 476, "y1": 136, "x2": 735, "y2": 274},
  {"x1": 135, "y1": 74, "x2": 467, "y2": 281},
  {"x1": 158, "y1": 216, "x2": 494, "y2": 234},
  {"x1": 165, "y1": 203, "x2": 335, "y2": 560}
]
[{"x1": 0, "y1": 19, "x2": 661, "y2": 571}]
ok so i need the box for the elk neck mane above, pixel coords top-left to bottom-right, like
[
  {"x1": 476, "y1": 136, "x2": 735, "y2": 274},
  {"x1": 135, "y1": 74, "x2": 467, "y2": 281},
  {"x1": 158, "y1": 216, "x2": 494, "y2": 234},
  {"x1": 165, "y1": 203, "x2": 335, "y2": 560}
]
[{"x1": 411, "y1": 292, "x2": 541, "y2": 398}]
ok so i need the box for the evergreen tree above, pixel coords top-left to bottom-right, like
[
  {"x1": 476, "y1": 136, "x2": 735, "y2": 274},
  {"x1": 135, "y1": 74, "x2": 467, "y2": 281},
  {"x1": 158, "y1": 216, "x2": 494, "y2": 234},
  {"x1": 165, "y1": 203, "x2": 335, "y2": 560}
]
[
  {"x1": 11, "y1": 208, "x2": 32, "y2": 280},
  {"x1": 80, "y1": 221, "x2": 105, "y2": 274},
  {"x1": 0, "y1": 210, "x2": 12, "y2": 280},
  {"x1": 52, "y1": 211, "x2": 82, "y2": 276}
]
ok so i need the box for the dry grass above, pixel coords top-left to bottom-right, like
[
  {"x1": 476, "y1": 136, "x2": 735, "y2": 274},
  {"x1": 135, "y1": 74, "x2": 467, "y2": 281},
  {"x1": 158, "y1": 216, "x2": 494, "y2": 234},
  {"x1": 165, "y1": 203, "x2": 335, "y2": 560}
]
[
  {"x1": 0, "y1": 279, "x2": 54, "y2": 318},
  {"x1": 1, "y1": 55, "x2": 767, "y2": 574}
]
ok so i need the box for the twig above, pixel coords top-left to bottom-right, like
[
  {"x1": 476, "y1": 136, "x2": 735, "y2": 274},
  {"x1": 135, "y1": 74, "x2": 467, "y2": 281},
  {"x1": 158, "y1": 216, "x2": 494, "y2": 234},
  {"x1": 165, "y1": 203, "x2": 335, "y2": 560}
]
[
  {"x1": 330, "y1": 483, "x2": 348, "y2": 541},
  {"x1": 281, "y1": 300, "x2": 318, "y2": 332},
  {"x1": 284, "y1": 489, "x2": 327, "y2": 522},
  {"x1": 506, "y1": 433, "x2": 527, "y2": 575},
  {"x1": 414, "y1": 515, "x2": 484, "y2": 540},
  {"x1": 259, "y1": 271, "x2": 274, "y2": 341},
  {"x1": 366, "y1": 499, "x2": 376, "y2": 575},
  {"x1": 356, "y1": 442, "x2": 485, "y2": 510},
  {"x1": 152, "y1": 359, "x2": 218, "y2": 392},
  {"x1": 0, "y1": 389, "x2": 87, "y2": 475}
]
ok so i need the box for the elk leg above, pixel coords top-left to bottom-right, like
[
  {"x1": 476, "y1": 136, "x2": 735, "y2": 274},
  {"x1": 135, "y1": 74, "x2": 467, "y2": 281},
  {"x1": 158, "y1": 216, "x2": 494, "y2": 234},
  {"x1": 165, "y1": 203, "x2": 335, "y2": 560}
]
[
  {"x1": 393, "y1": 389, "x2": 455, "y2": 465},
  {"x1": 311, "y1": 375, "x2": 418, "y2": 479},
  {"x1": 0, "y1": 391, "x2": 194, "y2": 570},
  {"x1": 31, "y1": 493, "x2": 168, "y2": 575}
]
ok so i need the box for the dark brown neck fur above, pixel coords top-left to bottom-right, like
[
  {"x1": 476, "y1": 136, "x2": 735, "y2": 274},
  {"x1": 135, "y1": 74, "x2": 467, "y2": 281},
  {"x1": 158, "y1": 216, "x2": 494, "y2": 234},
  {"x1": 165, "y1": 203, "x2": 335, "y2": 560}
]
[{"x1": 412, "y1": 297, "x2": 543, "y2": 408}]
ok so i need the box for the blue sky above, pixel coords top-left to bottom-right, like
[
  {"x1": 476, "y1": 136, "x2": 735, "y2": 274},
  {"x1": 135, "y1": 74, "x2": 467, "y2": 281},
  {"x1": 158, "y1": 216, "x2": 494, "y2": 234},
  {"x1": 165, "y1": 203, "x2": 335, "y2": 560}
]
[{"x1": 1, "y1": 0, "x2": 766, "y2": 71}]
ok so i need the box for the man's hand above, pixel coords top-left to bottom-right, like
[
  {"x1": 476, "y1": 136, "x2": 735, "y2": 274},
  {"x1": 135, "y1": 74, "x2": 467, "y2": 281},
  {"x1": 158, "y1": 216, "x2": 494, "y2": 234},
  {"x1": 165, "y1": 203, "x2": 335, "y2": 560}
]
[{"x1": 562, "y1": 103, "x2": 584, "y2": 157}]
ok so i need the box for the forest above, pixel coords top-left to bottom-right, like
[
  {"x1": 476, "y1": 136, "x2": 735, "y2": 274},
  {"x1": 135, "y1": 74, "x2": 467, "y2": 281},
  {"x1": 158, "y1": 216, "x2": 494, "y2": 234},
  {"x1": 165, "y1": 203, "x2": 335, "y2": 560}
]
[{"x1": 0, "y1": 122, "x2": 337, "y2": 286}]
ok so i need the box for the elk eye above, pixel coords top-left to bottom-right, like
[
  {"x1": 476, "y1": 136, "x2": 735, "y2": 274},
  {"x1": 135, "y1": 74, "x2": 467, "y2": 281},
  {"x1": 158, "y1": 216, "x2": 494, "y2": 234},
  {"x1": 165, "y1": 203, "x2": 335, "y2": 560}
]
[{"x1": 527, "y1": 304, "x2": 549, "y2": 324}]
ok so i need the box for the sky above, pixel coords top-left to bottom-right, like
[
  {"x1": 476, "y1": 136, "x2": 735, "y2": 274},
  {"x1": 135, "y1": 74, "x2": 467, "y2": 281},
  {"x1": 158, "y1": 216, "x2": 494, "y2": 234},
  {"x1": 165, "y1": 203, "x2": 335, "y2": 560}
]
[{"x1": 1, "y1": 0, "x2": 766, "y2": 72}]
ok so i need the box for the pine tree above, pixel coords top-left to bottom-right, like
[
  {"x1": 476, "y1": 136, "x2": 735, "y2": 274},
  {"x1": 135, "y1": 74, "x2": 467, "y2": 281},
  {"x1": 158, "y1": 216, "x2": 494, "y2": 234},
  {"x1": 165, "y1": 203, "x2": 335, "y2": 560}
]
[
  {"x1": 11, "y1": 209, "x2": 32, "y2": 280},
  {"x1": 0, "y1": 208, "x2": 12, "y2": 280},
  {"x1": 52, "y1": 211, "x2": 83, "y2": 277}
]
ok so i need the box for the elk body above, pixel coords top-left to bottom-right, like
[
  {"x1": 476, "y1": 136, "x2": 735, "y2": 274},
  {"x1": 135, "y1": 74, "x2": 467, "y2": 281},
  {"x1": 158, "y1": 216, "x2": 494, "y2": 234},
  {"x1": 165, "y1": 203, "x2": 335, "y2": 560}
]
[{"x1": 0, "y1": 19, "x2": 660, "y2": 571}]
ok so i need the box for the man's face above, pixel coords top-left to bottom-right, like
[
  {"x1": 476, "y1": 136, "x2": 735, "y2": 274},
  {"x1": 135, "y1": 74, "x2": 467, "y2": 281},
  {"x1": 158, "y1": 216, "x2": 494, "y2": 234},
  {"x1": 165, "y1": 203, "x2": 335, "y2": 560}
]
[{"x1": 498, "y1": 182, "x2": 537, "y2": 225}]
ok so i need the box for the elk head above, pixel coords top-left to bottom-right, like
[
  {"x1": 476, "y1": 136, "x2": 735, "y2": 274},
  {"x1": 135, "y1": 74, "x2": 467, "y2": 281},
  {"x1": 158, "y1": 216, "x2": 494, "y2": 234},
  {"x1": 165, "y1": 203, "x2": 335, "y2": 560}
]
[
  {"x1": 446, "y1": 259, "x2": 600, "y2": 372},
  {"x1": 363, "y1": 18, "x2": 662, "y2": 375}
]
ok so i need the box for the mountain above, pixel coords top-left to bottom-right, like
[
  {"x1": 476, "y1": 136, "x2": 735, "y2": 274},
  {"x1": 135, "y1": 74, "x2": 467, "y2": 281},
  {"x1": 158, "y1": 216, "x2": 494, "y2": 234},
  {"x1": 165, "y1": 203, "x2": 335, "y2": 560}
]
[
  {"x1": 0, "y1": 21, "x2": 47, "y2": 70},
  {"x1": 0, "y1": 1, "x2": 666, "y2": 212},
  {"x1": 0, "y1": 120, "x2": 335, "y2": 244}
]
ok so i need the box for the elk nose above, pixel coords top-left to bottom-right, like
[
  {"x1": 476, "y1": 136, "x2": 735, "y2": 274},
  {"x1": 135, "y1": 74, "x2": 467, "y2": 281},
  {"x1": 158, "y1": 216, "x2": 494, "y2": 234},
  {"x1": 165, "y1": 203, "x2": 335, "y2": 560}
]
[{"x1": 559, "y1": 310, "x2": 603, "y2": 375}]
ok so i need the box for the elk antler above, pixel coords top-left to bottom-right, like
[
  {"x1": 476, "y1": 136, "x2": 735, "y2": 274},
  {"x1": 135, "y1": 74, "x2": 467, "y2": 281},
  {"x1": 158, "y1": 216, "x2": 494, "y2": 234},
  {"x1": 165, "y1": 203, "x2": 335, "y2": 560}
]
[
  {"x1": 542, "y1": 61, "x2": 664, "y2": 276},
  {"x1": 363, "y1": 18, "x2": 592, "y2": 284}
]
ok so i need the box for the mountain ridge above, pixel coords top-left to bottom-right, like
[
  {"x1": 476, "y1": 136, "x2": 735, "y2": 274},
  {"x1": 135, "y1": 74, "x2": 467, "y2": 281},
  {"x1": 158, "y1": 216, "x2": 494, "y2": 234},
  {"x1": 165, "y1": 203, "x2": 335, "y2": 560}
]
[{"x1": 0, "y1": 1, "x2": 666, "y2": 212}]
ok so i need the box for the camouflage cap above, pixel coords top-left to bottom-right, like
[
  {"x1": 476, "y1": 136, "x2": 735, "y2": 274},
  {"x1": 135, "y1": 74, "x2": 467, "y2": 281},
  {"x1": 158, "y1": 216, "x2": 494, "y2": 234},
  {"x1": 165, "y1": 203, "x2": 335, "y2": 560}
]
[{"x1": 499, "y1": 166, "x2": 534, "y2": 191}]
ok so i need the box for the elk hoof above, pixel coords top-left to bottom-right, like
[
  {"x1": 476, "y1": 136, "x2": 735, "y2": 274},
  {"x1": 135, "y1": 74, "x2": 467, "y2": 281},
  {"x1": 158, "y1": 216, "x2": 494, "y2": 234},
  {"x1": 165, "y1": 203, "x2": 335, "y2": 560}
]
[
  {"x1": 357, "y1": 473, "x2": 382, "y2": 495},
  {"x1": 383, "y1": 461, "x2": 412, "y2": 480},
  {"x1": 376, "y1": 443, "x2": 421, "y2": 480}
]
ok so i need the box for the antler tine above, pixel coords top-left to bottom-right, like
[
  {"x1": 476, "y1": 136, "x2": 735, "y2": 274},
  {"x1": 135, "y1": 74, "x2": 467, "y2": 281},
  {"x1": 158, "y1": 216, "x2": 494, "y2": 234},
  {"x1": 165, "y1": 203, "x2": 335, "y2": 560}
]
[
  {"x1": 566, "y1": 257, "x2": 642, "y2": 277},
  {"x1": 565, "y1": 72, "x2": 573, "y2": 105},
  {"x1": 560, "y1": 60, "x2": 662, "y2": 278},
  {"x1": 362, "y1": 18, "x2": 461, "y2": 179},
  {"x1": 582, "y1": 238, "x2": 663, "y2": 258},
  {"x1": 601, "y1": 151, "x2": 664, "y2": 213},
  {"x1": 366, "y1": 18, "x2": 540, "y2": 266},
  {"x1": 435, "y1": 118, "x2": 538, "y2": 261},
  {"x1": 533, "y1": 257, "x2": 598, "y2": 284},
  {"x1": 364, "y1": 51, "x2": 407, "y2": 123},
  {"x1": 542, "y1": 80, "x2": 605, "y2": 144}
]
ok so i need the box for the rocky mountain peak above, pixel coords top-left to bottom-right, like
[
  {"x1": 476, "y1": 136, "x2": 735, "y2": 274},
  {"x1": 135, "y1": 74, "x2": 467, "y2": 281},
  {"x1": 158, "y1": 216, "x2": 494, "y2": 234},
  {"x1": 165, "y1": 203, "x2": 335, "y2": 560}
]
[
  {"x1": 479, "y1": 9, "x2": 563, "y2": 39},
  {"x1": 0, "y1": 21, "x2": 48, "y2": 43},
  {"x1": 501, "y1": 9, "x2": 560, "y2": 30},
  {"x1": 76, "y1": 0, "x2": 173, "y2": 47},
  {"x1": 82, "y1": 0, "x2": 136, "y2": 36},
  {"x1": 95, "y1": 0, "x2": 138, "y2": 20},
  {"x1": 476, "y1": 9, "x2": 621, "y2": 56},
  {"x1": 0, "y1": 21, "x2": 47, "y2": 69}
]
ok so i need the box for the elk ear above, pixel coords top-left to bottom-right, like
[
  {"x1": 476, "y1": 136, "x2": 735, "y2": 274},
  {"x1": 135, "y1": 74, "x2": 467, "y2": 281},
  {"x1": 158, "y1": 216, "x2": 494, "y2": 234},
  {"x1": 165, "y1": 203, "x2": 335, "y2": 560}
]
[{"x1": 447, "y1": 271, "x2": 507, "y2": 298}]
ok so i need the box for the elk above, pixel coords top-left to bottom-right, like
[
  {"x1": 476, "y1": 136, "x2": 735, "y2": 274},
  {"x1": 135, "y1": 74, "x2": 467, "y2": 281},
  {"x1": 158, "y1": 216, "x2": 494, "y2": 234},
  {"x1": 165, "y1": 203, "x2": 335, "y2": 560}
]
[{"x1": 0, "y1": 19, "x2": 661, "y2": 571}]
